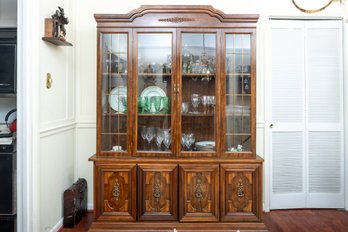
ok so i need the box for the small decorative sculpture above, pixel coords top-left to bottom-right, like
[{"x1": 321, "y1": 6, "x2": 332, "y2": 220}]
[{"x1": 51, "y1": 6, "x2": 69, "y2": 39}]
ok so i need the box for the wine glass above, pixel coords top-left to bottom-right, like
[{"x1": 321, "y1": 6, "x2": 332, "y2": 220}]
[
  {"x1": 145, "y1": 96, "x2": 152, "y2": 112},
  {"x1": 185, "y1": 136, "x2": 191, "y2": 150},
  {"x1": 181, "y1": 133, "x2": 187, "y2": 150},
  {"x1": 140, "y1": 126, "x2": 147, "y2": 150},
  {"x1": 162, "y1": 97, "x2": 170, "y2": 113},
  {"x1": 209, "y1": 96, "x2": 216, "y2": 113},
  {"x1": 201, "y1": 96, "x2": 209, "y2": 114},
  {"x1": 191, "y1": 94, "x2": 200, "y2": 113},
  {"x1": 154, "y1": 96, "x2": 162, "y2": 113},
  {"x1": 145, "y1": 127, "x2": 155, "y2": 150},
  {"x1": 155, "y1": 128, "x2": 164, "y2": 151},
  {"x1": 139, "y1": 96, "x2": 146, "y2": 114},
  {"x1": 163, "y1": 131, "x2": 171, "y2": 151},
  {"x1": 188, "y1": 133, "x2": 195, "y2": 151}
]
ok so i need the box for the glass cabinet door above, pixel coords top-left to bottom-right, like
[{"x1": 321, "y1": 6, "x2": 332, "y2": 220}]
[
  {"x1": 180, "y1": 33, "x2": 217, "y2": 154},
  {"x1": 137, "y1": 33, "x2": 173, "y2": 155},
  {"x1": 100, "y1": 33, "x2": 129, "y2": 153},
  {"x1": 225, "y1": 34, "x2": 252, "y2": 152}
]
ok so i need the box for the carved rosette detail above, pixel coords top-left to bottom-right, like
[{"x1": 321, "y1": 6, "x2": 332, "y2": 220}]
[
  {"x1": 153, "y1": 174, "x2": 162, "y2": 200},
  {"x1": 237, "y1": 181, "x2": 244, "y2": 198},
  {"x1": 158, "y1": 16, "x2": 195, "y2": 23},
  {"x1": 230, "y1": 173, "x2": 251, "y2": 211},
  {"x1": 112, "y1": 178, "x2": 121, "y2": 199},
  {"x1": 195, "y1": 177, "x2": 203, "y2": 199}
]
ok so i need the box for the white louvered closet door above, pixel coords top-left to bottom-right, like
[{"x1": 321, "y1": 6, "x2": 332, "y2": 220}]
[
  {"x1": 306, "y1": 21, "x2": 344, "y2": 208},
  {"x1": 270, "y1": 20, "x2": 344, "y2": 209},
  {"x1": 270, "y1": 21, "x2": 306, "y2": 209}
]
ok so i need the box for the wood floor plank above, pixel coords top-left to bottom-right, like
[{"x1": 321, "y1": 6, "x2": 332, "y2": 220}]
[{"x1": 59, "y1": 209, "x2": 348, "y2": 232}]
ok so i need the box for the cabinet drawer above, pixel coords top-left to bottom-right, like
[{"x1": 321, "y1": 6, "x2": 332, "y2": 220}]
[
  {"x1": 138, "y1": 164, "x2": 178, "y2": 221},
  {"x1": 179, "y1": 164, "x2": 219, "y2": 222},
  {"x1": 94, "y1": 164, "x2": 136, "y2": 221},
  {"x1": 220, "y1": 164, "x2": 262, "y2": 222}
]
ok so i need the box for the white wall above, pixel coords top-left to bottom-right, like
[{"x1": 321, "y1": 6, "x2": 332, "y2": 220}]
[{"x1": 37, "y1": 0, "x2": 76, "y2": 231}]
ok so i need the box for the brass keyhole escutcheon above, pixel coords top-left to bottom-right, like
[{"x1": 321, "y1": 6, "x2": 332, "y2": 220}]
[{"x1": 46, "y1": 73, "x2": 53, "y2": 89}]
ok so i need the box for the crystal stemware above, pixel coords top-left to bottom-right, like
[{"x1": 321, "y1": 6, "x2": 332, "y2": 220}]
[
  {"x1": 209, "y1": 96, "x2": 216, "y2": 113},
  {"x1": 145, "y1": 96, "x2": 152, "y2": 113},
  {"x1": 181, "y1": 133, "x2": 187, "y2": 150},
  {"x1": 155, "y1": 128, "x2": 164, "y2": 151},
  {"x1": 140, "y1": 126, "x2": 147, "y2": 150},
  {"x1": 191, "y1": 94, "x2": 200, "y2": 113},
  {"x1": 154, "y1": 96, "x2": 162, "y2": 113},
  {"x1": 201, "y1": 96, "x2": 209, "y2": 114},
  {"x1": 145, "y1": 127, "x2": 155, "y2": 150},
  {"x1": 184, "y1": 133, "x2": 195, "y2": 151},
  {"x1": 181, "y1": 102, "x2": 189, "y2": 114},
  {"x1": 139, "y1": 96, "x2": 146, "y2": 114},
  {"x1": 188, "y1": 133, "x2": 195, "y2": 151},
  {"x1": 162, "y1": 97, "x2": 170, "y2": 113},
  {"x1": 163, "y1": 131, "x2": 171, "y2": 151}
]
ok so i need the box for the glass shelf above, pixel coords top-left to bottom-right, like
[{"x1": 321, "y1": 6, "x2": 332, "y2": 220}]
[
  {"x1": 138, "y1": 73, "x2": 172, "y2": 76},
  {"x1": 182, "y1": 73, "x2": 215, "y2": 77},
  {"x1": 102, "y1": 72, "x2": 127, "y2": 76},
  {"x1": 226, "y1": 73, "x2": 250, "y2": 76},
  {"x1": 103, "y1": 112, "x2": 127, "y2": 116},
  {"x1": 182, "y1": 113, "x2": 215, "y2": 117},
  {"x1": 138, "y1": 114, "x2": 171, "y2": 117}
]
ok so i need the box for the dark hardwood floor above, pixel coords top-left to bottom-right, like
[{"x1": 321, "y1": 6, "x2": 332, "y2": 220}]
[
  {"x1": 264, "y1": 209, "x2": 348, "y2": 232},
  {"x1": 59, "y1": 209, "x2": 348, "y2": 232}
]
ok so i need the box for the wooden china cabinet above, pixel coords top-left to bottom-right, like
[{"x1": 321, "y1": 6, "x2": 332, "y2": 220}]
[{"x1": 89, "y1": 5, "x2": 266, "y2": 231}]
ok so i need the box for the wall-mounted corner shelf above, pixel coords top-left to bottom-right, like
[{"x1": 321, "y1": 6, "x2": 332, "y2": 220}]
[{"x1": 42, "y1": 37, "x2": 72, "y2": 46}]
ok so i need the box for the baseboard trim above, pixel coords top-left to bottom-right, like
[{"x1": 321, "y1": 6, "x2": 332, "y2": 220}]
[
  {"x1": 89, "y1": 221, "x2": 268, "y2": 231},
  {"x1": 51, "y1": 218, "x2": 63, "y2": 232}
]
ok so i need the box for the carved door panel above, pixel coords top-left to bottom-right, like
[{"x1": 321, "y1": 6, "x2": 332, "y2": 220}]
[
  {"x1": 221, "y1": 164, "x2": 262, "y2": 222},
  {"x1": 95, "y1": 163, "x2": 136, "y2": 221},
  {"x1": 179, "y1": 164, "x2": 219, "y2": 222},
  {"x1": 138, "y1": 164, "x2": 178, "y2": 221}
]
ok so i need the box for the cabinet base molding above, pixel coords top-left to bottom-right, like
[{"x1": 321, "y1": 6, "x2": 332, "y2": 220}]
[{"x1": 88, "y1": 222, "x2": 268, "y2": 232}]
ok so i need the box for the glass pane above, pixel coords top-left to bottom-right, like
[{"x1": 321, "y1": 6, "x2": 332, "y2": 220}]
[
  {"x1": 181, "y1": 33, "x2": 216, "y2": 152},
  {"x1": 101, "y1": 33, "x2": 128, "y2": 152},
  {"x1": 137, "y1": 33, "x2": 172, "y2": 152},
  {"x1": 225, "y1": 34, "x2": 251, "y2": 152}
]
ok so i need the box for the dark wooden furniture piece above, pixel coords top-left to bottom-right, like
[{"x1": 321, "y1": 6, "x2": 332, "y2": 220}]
[
  {"x1": 63, "y1": 178, "x2": 88, "y2": 228},
  {"x1": 89, "y1": 5, "x2": 266, "y2": 231}
]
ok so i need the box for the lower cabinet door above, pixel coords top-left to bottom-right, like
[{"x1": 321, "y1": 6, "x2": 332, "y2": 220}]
[
  {"x1": 138, "y1": 164, "x2": 178, "y2": 221},
  {"x1": 95, "y1": 163, "x2": 136, "y2": 221},
  {"x1": 179, "y1": 164, "x2": 219, "y2": 222},
  {"x1": 220, "y1": 164, "x2": 262, "y2": 222}
]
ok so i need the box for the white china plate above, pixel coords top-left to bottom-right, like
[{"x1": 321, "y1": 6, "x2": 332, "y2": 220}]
[
  {"x1": 140, "y1": 86, "x2": 166, "y2": 110},
  {"x1": 196, "y1": 141, "x2": 215, "y2": 151},
  {"x1": 196, "y1": 141, "x2": 215, "y2": 147},
  {"x1": 108, "y1": 86, "x2": 127, "y2": 112},
  {"x1": 140, "y1": 86, "x2": 166, "y2": 98}
]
